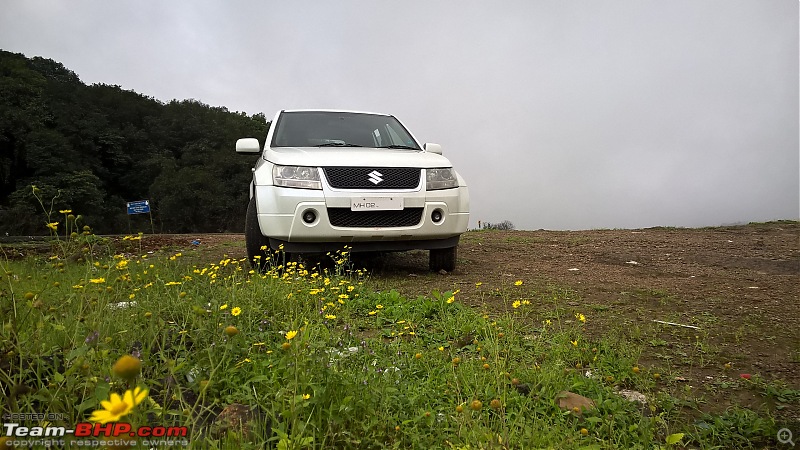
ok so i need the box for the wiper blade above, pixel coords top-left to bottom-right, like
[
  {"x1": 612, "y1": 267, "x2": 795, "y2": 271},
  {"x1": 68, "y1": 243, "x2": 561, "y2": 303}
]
[
  {"x1": 316, "y1": 142, "x2": 363, "y2": 147},
  {"x1": 376, "y1": 145, "x2": 418, "y2": 150}
]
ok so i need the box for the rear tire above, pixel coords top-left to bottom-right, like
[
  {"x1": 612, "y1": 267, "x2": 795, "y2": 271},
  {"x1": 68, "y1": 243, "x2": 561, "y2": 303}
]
[{"x1": 430, "y1": 246, "x2": 457, "y2": 272}]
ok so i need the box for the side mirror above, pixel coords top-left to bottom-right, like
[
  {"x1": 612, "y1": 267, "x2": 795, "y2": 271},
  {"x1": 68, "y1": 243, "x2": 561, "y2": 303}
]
[
  {"x1": 424, "y1": 143, "x2": 442, "y2": 155},
  {"x1": 236, "y1": 138, "x2": 261, "y2": 154}
]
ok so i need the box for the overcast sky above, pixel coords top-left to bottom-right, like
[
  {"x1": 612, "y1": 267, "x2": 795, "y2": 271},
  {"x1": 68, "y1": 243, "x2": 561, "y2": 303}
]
[{"x1": 1, "y1": 1, "x2": 797, "y2": 230}]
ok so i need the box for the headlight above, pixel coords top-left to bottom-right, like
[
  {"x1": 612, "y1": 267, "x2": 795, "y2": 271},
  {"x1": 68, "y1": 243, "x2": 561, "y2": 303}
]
[
  {"x1": 426, "y1": 168, "x2": 458, "y2": 190},
  {"x1": 273, "y1": 165, "x2": 321, "y2": 190}
]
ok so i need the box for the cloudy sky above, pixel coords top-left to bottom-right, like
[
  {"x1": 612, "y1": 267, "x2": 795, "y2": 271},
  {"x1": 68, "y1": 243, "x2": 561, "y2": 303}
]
[{"x1": 1, "y1": 1, "x2": 797, "y2": 230}]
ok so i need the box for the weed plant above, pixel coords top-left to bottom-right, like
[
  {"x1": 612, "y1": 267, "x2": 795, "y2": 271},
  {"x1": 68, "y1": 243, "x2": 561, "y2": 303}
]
[{"x1": 0, "y1": 236, "x2": 785, "y2": 449}]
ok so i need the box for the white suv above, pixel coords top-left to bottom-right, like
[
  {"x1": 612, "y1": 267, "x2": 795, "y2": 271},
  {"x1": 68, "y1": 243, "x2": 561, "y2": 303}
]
[{"x1": 236, "y1": 109, "x2": 469, "y2": 272}]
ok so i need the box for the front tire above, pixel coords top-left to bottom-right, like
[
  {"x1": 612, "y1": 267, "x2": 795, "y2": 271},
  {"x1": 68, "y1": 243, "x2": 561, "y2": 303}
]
[
  {"x1": 430, "y1": 246, "x2": 457, "y2": 272},
  {"x1": 245, "y1": 197, "x2": 271, "y2": 271}
]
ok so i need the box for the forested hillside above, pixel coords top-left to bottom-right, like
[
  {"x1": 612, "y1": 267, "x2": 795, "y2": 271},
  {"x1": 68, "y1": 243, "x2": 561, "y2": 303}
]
[{"x1": 0, "y1": 50, "x2": 268, "y2": 235}]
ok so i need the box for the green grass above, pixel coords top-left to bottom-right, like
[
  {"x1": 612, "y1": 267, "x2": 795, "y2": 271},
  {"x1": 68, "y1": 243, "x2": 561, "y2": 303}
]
[{"x1": 0, "y1": 238, "x2": 787, "y2": 449}]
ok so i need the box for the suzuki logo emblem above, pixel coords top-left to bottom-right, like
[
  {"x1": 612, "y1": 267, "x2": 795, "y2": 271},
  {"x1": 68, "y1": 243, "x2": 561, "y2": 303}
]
[{"x1": 367, "y1": 170, "x2": 384, "y2": 185}]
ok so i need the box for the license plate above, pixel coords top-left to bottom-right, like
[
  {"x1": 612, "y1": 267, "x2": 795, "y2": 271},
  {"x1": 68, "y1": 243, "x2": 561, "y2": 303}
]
[{"x1": 351, "y1": 197, "x2": 403, "y2": 211}]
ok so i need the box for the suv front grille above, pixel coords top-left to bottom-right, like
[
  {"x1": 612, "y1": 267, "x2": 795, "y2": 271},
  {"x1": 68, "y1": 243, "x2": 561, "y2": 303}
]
[
  {"x1": 327, "y1": 208, "x2": 423, "y2": 228},
  {"x1": 323, "y1": 167, "x2": 421, "y2": 189}
]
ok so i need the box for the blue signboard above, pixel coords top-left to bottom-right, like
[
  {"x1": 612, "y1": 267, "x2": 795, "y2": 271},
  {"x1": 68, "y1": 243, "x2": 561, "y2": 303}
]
[{"x1": 127, "y1": 200, "x2": 151, "y2": 215}]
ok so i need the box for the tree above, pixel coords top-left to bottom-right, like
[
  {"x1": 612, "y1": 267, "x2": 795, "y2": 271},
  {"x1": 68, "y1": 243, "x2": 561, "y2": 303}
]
[
  {"x1": 0, "y1": 50, "x2": 269, "y2": 235},
  {"x1": 0, "y1": 51, "x2": 47, "y2": 203},
  {"x1": 480, "y1": 220, "x2": 516, "y2": 231}
]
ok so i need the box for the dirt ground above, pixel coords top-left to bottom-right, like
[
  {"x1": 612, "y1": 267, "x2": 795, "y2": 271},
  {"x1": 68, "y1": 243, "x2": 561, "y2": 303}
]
[
  {"x1": 139, "y1": 222, "x2": 799, "y2": 390},
  {"x1": 365, "y1": 222, "x2": 800, "y2": 404}
]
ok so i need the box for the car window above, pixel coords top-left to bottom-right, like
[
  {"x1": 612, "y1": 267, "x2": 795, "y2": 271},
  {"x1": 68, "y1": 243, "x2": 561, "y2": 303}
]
[
  {"x1": 385, "y1": 125, "x2": 408, "y2": 146},
  {"x1": 272, "y1": 111, "x2": 420, "y2": 149}
]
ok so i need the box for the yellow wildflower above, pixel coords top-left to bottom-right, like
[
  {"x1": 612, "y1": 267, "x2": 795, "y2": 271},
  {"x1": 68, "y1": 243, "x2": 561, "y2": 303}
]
[
  {"x1": 89, "y1": 278, "x2": 105, "y2": 284},
  {"x1": 112, "y1": 355, "x2": 142, "y2": 380},
  {"x1": 235, "y1": 358, "x2": 252, "y2": 368},
  {"x1": 514, "y1": 280, "x2": 523, "y2": 286},
  {"x1": 285, "y1": 330, "x2": 298, "y2": 340},
  {"x1": 231, "y1": 307, "x2": 242, "y2": 317},
  {"x1": 89, "y1": 387, "x2": 148, "y2": 424},
  {"x1": 512, "y1": 300, "x2": 521, "y2": 309}
]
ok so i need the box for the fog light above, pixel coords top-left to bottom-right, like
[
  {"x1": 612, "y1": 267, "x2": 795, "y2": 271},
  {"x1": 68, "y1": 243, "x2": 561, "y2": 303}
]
[
  {"x1": 431, "y1": 209, "x2": 443, "y2": 223},
  {"x1": 302, "y1": 210, "x2": 317, "y2": 224}
]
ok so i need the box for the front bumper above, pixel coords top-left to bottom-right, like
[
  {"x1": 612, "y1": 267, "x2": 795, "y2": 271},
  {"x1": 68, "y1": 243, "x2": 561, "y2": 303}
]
[{"x1": 253, "y1": 183, "x2": 469, "y2": 253}]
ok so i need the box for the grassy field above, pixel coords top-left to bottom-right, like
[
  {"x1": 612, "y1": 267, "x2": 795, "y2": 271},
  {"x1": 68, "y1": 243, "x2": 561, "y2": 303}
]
[{"x1": 0, "y1": 231, "x2": 795, "y2": 449}]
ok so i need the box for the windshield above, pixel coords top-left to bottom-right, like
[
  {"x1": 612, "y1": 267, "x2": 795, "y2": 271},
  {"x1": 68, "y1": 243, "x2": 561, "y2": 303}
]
[{"x1": 271, "y1": 111, "x2": 420, "y2": 149}]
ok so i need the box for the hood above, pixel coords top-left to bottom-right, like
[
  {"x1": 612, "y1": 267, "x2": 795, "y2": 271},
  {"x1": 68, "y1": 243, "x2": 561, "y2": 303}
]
[{"x1": 265, "y1": 146, "x2": 454, "y2": 168}]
